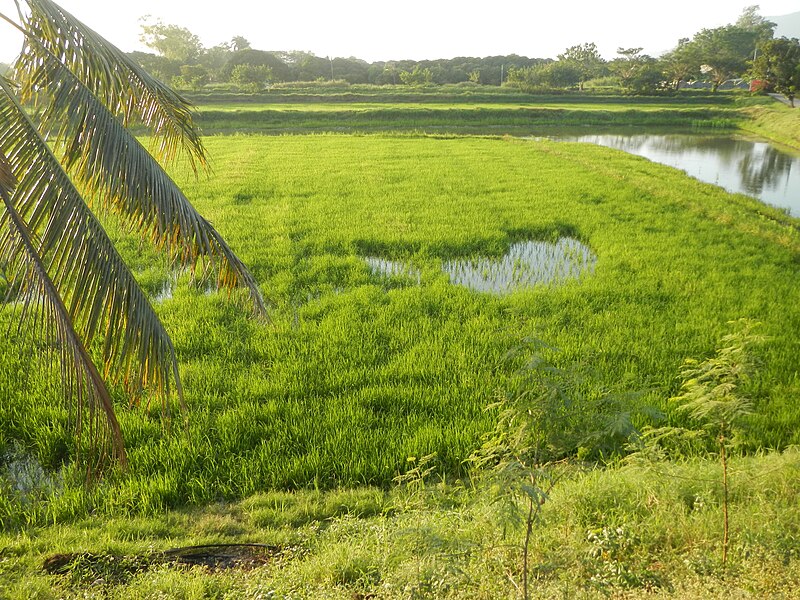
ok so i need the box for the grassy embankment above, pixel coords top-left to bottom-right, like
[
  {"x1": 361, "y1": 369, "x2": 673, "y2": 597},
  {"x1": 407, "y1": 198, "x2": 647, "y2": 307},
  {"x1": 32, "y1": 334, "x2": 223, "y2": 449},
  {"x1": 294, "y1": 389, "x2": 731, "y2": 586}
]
[
  {"x1": 2, "y1": 449, "x2": 799, "y2": 599},
  {"x1": 183, "y1": 86, "x2": 797, "y2": 141},
  {"x1": 740, "y1": 104, "x2": 800, "y2": 149},
  {"x1": 1, "y1": 90, "x2": 799, "y2": 597},
  {"x1": 192, "y1": 98, "x2": 745, "y2": 135}
]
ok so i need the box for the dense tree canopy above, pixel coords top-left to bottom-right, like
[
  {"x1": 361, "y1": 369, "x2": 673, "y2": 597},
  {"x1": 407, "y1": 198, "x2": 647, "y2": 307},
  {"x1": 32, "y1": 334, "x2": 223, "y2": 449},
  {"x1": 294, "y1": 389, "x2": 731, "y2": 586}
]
[
  {"x1": 139, "y1": 17, "x2": 204, "y2": 63},
  {"x1": 751, "y1": 36, "x2": 800, "y2": 105}
]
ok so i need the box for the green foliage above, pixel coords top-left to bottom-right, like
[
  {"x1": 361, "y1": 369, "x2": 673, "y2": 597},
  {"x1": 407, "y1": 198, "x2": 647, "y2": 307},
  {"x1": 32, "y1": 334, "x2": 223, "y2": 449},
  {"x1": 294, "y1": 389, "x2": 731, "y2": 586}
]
[
  {"x1": 661, "y1": 38, "x2": 702, "y2": 90},
  {"x1": 557, "y1": 42, "x2": 606, "y2": 90},
  {"x1": 670, "y1": 319, "x2": 764, "y2": 449},
  {"x1": 175, "y1": 64, "x2": 209, "y2": 90},
  {"x1": 691, "y1": 25, "x2": 759, "y2": 91},
  {"x1": 751, "y1": 37, "x2": 800, "y2": 106},
  {"x1": 2, "y1": 449, "x2": 799, "y2": 598},
  {"x1": 640, "y1": 319, "x2": 766, "y2": 564},
  {"x1": 0, "y1": 124, "x2": 798, "y2": 523},
  {"x1": 230, "y1": 64, "x2": 272, "y2": 92},
  {"x1": 138, "y1": 17, "x2": 203, "y2": 63},
  {"x1": 468, "y1": 337, "x2": 647, "y2": 597},
  {"x1": 586, "y1": 526, "x2": 665, "y2": 591},
  {"x1": 507, "y1": 61, "x2": 583, "y2": 90},
  {"x1": 399, "y1": 65, "x2": 433, "y2": 86},
  {"x1": 610, "y1": 48, "x2": 664, "y2": 93}
]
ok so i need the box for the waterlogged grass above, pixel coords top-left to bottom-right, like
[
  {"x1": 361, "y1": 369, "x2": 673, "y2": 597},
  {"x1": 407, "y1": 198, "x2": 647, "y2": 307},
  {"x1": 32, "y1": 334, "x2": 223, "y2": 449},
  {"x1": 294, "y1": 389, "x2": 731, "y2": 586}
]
[
  {"x1": 364, "y1": 238, "x2": 595, "y2": 293},
  {"x1": 1, "y1": 133, "x2": 800, "y2": 525},
  {"x1": 443, "y1": 238, "x2": 596, "y2": 294},
  {"x1": 1, "y1": 450, "x2": 798, "y2": 598}
]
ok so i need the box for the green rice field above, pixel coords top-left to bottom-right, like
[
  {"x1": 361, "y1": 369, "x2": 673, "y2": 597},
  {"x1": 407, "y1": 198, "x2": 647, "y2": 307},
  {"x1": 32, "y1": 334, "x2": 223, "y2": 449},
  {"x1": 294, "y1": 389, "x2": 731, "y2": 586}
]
[
  {"x1": 3, "y1": 126, "x2": 800, "y2": 524},
  {"x1": 2, "y1": 90, "x2": 800, "y2": 598}
]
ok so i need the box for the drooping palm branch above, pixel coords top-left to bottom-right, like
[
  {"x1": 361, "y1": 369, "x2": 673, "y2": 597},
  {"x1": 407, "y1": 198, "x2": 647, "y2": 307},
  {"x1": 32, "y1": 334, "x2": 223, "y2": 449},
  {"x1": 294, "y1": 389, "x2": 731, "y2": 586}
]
[
  {"x1": 0, "y1": 0, "x2": 266, "y2": 470},
  {"x1": 11, "y1": 0, "x2": 266, "y2": 315},
  {"x1": 0, "y1": 76, "x2": 182, "y2": 406},
  {"x1": 0, "y1": 149, "x2": 127, "y2": 470}
]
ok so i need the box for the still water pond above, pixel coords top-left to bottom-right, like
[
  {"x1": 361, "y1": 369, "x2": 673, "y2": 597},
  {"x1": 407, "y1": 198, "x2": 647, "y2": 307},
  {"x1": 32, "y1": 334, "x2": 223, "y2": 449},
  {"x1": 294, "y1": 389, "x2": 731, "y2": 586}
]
[{"x1": 555, "y1": 134, "x2": 800, "y2": 217}]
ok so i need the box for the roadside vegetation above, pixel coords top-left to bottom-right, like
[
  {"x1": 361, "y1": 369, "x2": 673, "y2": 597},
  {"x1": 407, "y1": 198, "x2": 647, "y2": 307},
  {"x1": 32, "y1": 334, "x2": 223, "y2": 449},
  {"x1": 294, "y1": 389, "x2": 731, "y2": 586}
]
[{"x1": 2, "y1": 449, "x2": 798, "y2": 598}]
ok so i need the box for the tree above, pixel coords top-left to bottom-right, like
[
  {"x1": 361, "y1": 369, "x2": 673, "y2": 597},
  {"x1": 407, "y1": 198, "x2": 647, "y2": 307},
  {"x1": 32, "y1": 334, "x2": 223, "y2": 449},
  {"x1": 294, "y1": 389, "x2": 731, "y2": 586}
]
[
  {"x1": 507, "y1": 61, "x2": 581, "y2": 90},
  {"x1": 751, "y1": 37, "x2": 800, "y2": 106},
  {"x1": 666, "y1": 320, "x2": 764, "y2": 564},
  {"x1": 399, "y1": 64, "x2": 432, "y2": 85},
  {"x1": 230, "y1": 63, "x2": 272, "y2": 92},
  {"x1": 175, "y1": 64, "x2": 210, "y2": 90},
  {"x1": 557, "y1": 42, "x2": 605, "y2": 91},
  {"x1": 139, "y1": 17, "x2": 204, "y2": 63},
  {"x1": 661, "y1": 38, "x2": 701, "y2": 90},
  {"x1": 692, "y1": 25, "x2": 760, "y2": 91},
  {"x1": 201, "y1": 43, "x2": 235, "y2": 82},
  {"x1": 224, "y1": 49, "x2": 291, "y2": 82},
  {"x1": 0, "y1": 0, "x2": 265, "y2": 471},
  {"x1": 128, "y1": 50, "x2": 182, "y2": 84},
  {"x1": 736, "y1": 5, "x2": 776, "y2": 42},
  {"x1": 230, "y1": 36, "x2": 251, "y2": 52},
  {"x1": 610, "y1": 48, "x2": 663, "y2": 93}
]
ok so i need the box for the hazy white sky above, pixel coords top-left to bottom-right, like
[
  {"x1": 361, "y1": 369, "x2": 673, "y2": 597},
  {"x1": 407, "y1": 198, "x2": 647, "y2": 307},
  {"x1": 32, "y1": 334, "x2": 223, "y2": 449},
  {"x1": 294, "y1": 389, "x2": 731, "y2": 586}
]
[{"x1": 1, "y1": 0, "x2": 798, "y2": 64}]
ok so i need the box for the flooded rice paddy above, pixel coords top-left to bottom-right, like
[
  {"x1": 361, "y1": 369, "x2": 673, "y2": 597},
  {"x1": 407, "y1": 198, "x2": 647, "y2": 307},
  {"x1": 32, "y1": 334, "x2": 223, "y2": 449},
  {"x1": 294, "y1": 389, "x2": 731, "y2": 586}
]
[{"x1": 365, "y1": 238, "x2": 596, "y2": 294}]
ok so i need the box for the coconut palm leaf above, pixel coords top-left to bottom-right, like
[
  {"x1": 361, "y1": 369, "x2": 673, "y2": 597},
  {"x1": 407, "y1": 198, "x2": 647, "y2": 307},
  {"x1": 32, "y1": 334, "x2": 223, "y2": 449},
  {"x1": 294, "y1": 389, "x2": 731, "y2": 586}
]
[
  {"x1": 0, "y1": 149, "x2": 127, "y2": 471},
  {"x1": 19, "y1": 47, "x2": 266, "y2": 315},
  {"x1": 0, "y1": 77, "x2": 182, "y2": 409},
  {"x1": 16, "y1": 0, "x2": 207, "y2": 173},
  {"x1": 12, "y1": 5, "x2": 266, "y2": 317}
]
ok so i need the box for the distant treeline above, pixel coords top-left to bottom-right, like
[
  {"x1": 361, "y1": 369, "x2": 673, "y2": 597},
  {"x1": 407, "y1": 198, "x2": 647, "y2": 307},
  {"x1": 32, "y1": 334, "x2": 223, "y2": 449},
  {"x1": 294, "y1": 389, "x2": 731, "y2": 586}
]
[
  {"x1": 71, "y1": 7, "x2": 800, "y2": 101},
  {"x1": 128, "y1": 49, "x2": 545, "y2": 89}
]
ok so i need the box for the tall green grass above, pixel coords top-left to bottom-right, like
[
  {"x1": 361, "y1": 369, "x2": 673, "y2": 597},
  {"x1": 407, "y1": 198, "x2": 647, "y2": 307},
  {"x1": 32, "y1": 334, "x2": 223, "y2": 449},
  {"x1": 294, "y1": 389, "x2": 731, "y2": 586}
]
[
  {"x1": 1, "y1": 449, "x2": 798, "y2": 598},
  {"x1": 1, "y1": 133, "x2": 799, "y2": 524}
]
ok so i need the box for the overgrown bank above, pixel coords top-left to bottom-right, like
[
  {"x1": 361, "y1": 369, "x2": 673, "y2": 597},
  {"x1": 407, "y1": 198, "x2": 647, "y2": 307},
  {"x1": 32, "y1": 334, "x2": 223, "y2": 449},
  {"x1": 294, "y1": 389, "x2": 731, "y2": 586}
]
[
  {"x1": 740, "y1": 104, "x2": 800, "y2": 149},
  {"x1": 2, "y1": 449, "x2": 798, "y2": 598}
]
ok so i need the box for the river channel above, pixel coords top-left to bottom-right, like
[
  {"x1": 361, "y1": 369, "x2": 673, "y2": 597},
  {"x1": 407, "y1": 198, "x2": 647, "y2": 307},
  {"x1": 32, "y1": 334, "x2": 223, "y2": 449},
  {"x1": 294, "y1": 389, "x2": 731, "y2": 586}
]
[{"x1": 554, "y1": 133, "x2": 800, "y2": 217}]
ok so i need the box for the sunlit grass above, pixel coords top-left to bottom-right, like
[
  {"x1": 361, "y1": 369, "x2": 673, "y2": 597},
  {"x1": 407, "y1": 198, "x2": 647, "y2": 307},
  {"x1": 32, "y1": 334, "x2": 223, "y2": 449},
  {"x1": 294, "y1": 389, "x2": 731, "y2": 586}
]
[
  {"x1": 1, "y1": 131, "x2": 799, "y2": 526},
  {"x1": 1, "y1": 449, "x2": 798, "y2": 598}
]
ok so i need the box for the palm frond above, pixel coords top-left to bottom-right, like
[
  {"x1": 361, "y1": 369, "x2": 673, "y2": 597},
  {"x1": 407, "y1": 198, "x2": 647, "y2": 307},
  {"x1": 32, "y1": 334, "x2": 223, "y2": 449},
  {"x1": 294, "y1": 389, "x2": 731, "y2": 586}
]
[
  {"x1": 0, "y1": 149, "x2": 127, "y2": 471},
  {"x1": 0, "y1": 77, "x2": 182, "y2": 409},
  {"x1": 16, "y1": 0, "x2": 207, "y2": 173},
  {"x1": 12, "y1": 9, "x2": 266, "y2": 317}
]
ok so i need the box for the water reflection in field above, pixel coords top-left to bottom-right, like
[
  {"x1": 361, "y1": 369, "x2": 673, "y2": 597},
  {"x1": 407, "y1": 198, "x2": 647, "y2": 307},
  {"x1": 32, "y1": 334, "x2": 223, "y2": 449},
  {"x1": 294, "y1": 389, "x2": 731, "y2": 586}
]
[
  {"x1": 443, "y1": 238, "x2": 596, "y2": 294},
  {"x1": 365, "y1": 238, "x2": 595, "y2": 294},
  {"x1": 364, "y1": 256, "x2": 421, "y2": 284},
  {"x1": 557, "y1": 133, "x2": 800, "y2": 217}
]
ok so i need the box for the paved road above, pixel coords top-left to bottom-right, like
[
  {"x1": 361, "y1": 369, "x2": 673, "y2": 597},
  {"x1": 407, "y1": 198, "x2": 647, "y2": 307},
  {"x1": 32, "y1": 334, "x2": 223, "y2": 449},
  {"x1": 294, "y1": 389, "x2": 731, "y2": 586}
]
[{"x1": 768, "y1": 93, "x2": 798, "y2": 108}]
